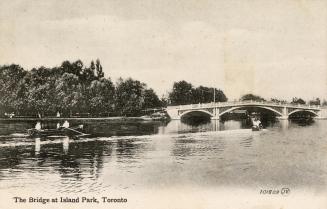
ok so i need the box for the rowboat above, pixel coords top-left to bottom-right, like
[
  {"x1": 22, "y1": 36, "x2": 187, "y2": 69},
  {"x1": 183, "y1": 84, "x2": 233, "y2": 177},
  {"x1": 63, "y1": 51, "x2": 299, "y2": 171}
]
[
  {"x1": 250, "y1": 113, "x2": 263, "y2": 131},
  {"x1": 27, "y1": 127, "x2": 91, "y2": 138},
  {"x1": 27, "y1": 128, "x2": 63, "y2": 137},
  {"x1": 251, "y1": 125, "x2": 262, "y2": 131}
]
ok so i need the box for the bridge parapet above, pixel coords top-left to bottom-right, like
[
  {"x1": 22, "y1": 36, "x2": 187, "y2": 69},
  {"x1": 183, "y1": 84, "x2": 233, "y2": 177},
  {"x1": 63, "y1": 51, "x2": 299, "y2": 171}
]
[{"x1": 167, "y1": 101, "x2": 321, "y2": 110}]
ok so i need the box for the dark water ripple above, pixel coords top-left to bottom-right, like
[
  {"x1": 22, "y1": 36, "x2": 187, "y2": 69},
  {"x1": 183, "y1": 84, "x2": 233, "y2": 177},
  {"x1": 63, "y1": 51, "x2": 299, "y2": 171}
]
[{"x1": 0, "y1": 120, "x2": 326, "y2": 193}]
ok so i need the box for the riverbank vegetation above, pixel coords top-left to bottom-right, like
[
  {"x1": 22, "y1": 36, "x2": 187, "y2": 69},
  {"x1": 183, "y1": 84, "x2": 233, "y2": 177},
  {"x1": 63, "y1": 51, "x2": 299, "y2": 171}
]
[
  {"x1": 0, "y1": 61, "x2": 230, "y2": 117},
  {"x1": 168, "y1": 80, "x2": 227, "y2": 105},
  {"x1": 240, "y1": 94, "x2": 326, "y2": 106},
  {"x1": 0, "y1": 60, "x2": 162, "y2": 117},
  {"x1": 1, "y1": 60, "x2": 326, "y2": 118}
]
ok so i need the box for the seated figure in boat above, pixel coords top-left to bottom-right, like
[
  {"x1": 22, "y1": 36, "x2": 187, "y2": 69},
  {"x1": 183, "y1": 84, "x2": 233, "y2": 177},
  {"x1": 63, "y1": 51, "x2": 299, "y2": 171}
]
[
  {"x1": 35, "y1": 122, "x2": 42, "y2": 130},
  {"x1": 62, "y1": 120, "x2": 70, "y2": 128},
  {"x1": 252, "y1": 117, "x2": 262, "y2": 131}
]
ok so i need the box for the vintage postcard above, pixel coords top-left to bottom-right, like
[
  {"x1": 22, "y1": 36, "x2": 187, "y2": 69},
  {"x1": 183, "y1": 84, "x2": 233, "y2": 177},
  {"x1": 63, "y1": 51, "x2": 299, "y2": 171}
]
[{"x1": 0, "y1": 1, "x2": 326, "y2": 209}]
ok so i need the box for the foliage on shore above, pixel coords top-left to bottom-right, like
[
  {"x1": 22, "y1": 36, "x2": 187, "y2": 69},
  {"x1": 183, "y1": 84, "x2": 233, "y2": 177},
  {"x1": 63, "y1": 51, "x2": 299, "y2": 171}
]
[
  {"x1": 2, "y1": 60, "x2": 323, "y2": 118},
  {"x1": 241, "y1": 94, "x2": 325, "y2": 106},
  {"x1": 0, "y1": 60, "x2": 162, "y2": 117},
  {"x1": 168, "y1": 80, "x2": 227, "y2": 105}
]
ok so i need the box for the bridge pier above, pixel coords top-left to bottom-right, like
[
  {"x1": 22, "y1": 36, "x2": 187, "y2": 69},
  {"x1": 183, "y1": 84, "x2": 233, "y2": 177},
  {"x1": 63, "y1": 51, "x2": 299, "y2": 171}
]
[
  {"x1": 166, "y1": 107, "x2": 181, "y2": 120},
  {"x1": 277, "y1": 107, "x2": 289, "y2": 120},
  {"x1": 277, "y1": 116, "x2": 289, "y2": 120},
  {"x1": 212, "y1": 107, "x2": 220, "y2": 120}
]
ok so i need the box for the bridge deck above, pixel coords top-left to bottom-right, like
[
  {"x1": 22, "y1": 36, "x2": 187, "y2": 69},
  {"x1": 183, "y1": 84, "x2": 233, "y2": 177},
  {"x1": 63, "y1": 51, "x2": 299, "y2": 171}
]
[
  {"x1": 167, "y1": 101, "x2": 321, "y2": 110},
  {"x1": 166, "y1": 101, "x2": 325, "y2": 120}
]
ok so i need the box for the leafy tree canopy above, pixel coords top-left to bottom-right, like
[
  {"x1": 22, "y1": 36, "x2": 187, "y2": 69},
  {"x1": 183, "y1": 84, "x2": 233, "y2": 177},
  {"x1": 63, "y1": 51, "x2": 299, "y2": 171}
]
[
  {"x1": 291, "y1": 97, "x2": 306, "y2": 105},
  {"x1": 0, "y1": 60, "x2": 162, "y2": 117},
  {"x1": 168, "y1": 81, "x2": 227, "y2": 105},
  {"x1": 240, "y1": 94, "x2": 266, "y2": 102},
  {"x1": 308, "y1": 98, "x2": 320, "y2": 106}
]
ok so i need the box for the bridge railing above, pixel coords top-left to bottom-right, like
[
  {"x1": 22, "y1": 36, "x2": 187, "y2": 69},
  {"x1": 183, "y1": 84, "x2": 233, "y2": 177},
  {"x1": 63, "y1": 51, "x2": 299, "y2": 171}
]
[{"x1": 166, "y1": 100, "x2": 321, "y2": 110}]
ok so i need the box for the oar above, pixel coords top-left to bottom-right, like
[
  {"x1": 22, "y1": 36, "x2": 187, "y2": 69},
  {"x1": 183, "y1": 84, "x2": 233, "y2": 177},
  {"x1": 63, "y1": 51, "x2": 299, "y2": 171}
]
[{"x1": 63, "y1": 127, "x2": 87, "y2": 136}]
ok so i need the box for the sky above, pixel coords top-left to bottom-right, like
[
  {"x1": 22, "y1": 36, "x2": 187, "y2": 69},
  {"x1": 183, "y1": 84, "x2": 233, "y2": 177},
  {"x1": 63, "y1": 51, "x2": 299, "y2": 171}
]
[{"x1": 0, "y1": 0, "x2": 326, "y2": 101}]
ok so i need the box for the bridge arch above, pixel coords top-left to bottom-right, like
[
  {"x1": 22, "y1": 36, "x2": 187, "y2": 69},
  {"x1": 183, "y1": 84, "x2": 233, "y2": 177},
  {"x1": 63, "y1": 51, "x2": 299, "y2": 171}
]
[
  {"x1": 219, "y1": 106, "x2": 283, "y2": 117},
  {"x1": 180, "y1": 109, "x2": 214, "y2": 120},
  {"x1": 288, "y1": 109, "x2": 318, "y2": 117}
]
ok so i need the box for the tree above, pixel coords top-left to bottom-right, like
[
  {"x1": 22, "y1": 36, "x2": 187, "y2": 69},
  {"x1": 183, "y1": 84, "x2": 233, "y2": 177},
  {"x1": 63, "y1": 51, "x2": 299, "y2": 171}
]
[
  {"x1": 0, "y1": 64, "x2": 27, "y2": 114},
  {"x1": 14, "y1": 76, "x2": 29, "y2": 115},
  {"x1": 168, "y1": 81, "x2": 227, "y2": 105},
  {"x1": 0, "y1": 59, "x2": 164, "y2": 118},
  {"x1": 55, "y1": 73, "x2": 83, "y2": 116},
  {"x1": 309, "y1": 98, "x2": 320, "y2": 106},
  {"x1": 80, "y1": 61, "x2": 96, "y2": 83},
  {"x1": 27, "y1": 82, "x2": 56, "y2": 117},
  {"x1": 322, "y1": 99, "x2": 327, "y2": 106},
  {"x1": 240, "y1": 94, "x2": 266, "y2": 102},
  {"x1": 168, "y1": 81, "x2": 194, "y2": 105},
  {"x1": 88, "y1": 78, "x2": 115, "y2": 115},
  {"x1": 115, "y1": 78, "x2": 146, "y2": 116},
  {"x1": 192, "y1": 86, "x2": 227, "y2": 103},
  {"x1": 214, "y1": 89, "x2": 228, "y2": 103},
  {"x1": 60, "y1": 60, "x2": 83, "y2": 76},
  {"x1": 270, "y1": 98, "x2": 287, "y2": 104},
  {"x1": 95, "y1": 59, "x2": 104, "y2": 79},
  {"x1": 21, "y1": 67, "x2": 59, "y2": 116},
  {"x1": 160, "y1": 96, "x2": 169, "y2": 107},
  {"x1": 143, "y1": 88, "x2": 162, "y2": 109},
  {"x1": 192, "y1": 86, "x2": 211, "y2": 103},
  {"x1": 291, "y1": 97, "x2": 306, "y2": 105}
]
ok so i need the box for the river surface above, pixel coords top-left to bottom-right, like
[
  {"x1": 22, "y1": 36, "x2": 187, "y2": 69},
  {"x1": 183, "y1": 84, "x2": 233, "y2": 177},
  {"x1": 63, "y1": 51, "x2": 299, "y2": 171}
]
[{"x1": 0, "y1": 119, "x2": 326, "y2": 208}]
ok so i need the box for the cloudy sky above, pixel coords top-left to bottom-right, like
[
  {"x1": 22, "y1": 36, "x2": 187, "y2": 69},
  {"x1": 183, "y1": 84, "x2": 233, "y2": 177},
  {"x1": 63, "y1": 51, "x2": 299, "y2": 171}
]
[{"x1": 0, "y1": 0, "x2": 326, "y2": 100}]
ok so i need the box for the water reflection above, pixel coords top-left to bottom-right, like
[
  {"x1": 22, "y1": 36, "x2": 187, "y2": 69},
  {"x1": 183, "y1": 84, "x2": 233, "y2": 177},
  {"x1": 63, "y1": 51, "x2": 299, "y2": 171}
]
[
  {"x1": 35, "y1": 138, "x2": 41, "y2": 154},
  {"x1": 166, "y1": 119, "x2": 254, "y2": 134},
  {"x1": 280, "y1": 119, "x2": 289, "y2": 131},
  {"x1": 0, "y1": 119, "x2": 326, "y2": 194},
  {"x1": 62, "y1": 137, "x2": 69, "y2": 154},
  {"x1": 0, "y1": 120, "x2": 168, "y2": 137},
  {"x1": 0, "y1": 117, "x2": 281, "y2": 138}
]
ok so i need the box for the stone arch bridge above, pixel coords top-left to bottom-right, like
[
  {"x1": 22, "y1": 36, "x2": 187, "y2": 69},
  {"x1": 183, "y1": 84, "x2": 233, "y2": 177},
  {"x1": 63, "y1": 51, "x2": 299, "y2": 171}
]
[{"x1": 166, "y1": 101, "x2": 326, "y2": 120}]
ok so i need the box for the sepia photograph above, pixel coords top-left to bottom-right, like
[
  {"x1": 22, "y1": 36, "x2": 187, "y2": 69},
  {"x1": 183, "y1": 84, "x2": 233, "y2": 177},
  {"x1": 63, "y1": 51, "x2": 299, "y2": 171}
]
[{"x1": 0, "y1": 0, "x2": 327, "y2": 209}]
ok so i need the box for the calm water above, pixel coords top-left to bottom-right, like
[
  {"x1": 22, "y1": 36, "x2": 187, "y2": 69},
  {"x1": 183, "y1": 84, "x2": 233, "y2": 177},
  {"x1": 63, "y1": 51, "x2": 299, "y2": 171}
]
[{"x1": 0, "y1": 119, "x2": 326, "y2": 195}]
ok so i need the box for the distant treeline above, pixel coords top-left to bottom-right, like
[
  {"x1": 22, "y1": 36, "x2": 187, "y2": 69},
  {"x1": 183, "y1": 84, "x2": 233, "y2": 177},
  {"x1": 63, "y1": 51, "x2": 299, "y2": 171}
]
[
  {"x1": 0, "y1": 60, "x2": 163, "y2": 117},
  {"x1": 4, "y1": 59, "x2": 321, "y2": 118},
  {"x1": 0, "y1": 60, "x2": 229, "y2": 117},
  {"x1": 239, "y1": 94, "x2": 326, "y2": 106},
  {"x1": 168, "y1": 80, "x2": 227, "y2": 105}
]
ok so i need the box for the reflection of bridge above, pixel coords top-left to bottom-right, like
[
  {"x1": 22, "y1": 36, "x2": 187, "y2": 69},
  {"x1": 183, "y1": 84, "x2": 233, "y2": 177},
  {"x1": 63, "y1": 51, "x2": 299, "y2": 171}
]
[{"x1": 166, "y1": 101, "x2": 327, "y2": 120}]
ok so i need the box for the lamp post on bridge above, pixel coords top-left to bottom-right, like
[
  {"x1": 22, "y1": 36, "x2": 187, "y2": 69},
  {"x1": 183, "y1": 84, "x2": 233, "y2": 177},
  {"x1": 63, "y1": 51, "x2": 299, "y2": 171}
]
[
  {"x1": 199, "y1": 88, "x2": 216, "y2": 103},
  {"x1": 213, "y1": 88, "x2": 216, "y2": 103}
]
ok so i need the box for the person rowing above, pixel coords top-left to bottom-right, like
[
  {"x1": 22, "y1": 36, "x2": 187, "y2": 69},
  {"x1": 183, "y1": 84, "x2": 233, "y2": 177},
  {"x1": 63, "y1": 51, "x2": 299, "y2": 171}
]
[
  {"x1": 62, "y1": 120, "x2": 70, "y2": 128},
  {"x1": 57, "y1": 120, "x2": 69, "y2": 130},
  {"x1": 35, "y1": 122, "x2": 41, "y2": 130},
  {"x1": 252, "y1": 117, "x2": 262, "y2": 131}
]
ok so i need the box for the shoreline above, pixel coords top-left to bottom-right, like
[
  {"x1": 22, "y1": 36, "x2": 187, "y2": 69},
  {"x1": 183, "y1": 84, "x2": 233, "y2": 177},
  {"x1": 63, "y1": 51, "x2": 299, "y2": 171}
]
[{"x1": 0, "y1": 117, "x2": 162, "y2": 122}]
